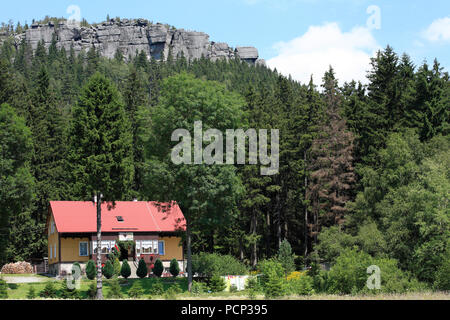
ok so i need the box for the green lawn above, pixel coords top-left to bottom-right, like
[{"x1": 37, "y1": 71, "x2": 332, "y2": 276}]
[{"x1": 1, "y1": 276, "x2": 448, "y2": 300}]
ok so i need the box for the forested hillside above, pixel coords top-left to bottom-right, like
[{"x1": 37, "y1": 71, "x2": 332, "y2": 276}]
[{"x1": 0, "y1": 23, "x2": 448, "y2": 290}]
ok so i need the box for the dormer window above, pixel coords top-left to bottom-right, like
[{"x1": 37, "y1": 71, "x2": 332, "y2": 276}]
[{"x1": 116, "y1": 216, "x2": 124, "y2": 222}]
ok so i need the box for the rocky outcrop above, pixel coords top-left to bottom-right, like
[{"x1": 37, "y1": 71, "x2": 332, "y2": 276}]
[{"x1": 1, "y1": 19, "x2": 263, "y2": 65}]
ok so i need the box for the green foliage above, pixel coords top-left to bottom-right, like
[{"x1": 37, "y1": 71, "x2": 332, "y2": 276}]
[
  {"x1": 87, "y1": 281, "x2": 96, "y2": 299},
  {"x1": 287, "y1": 275, "x2": 315, "y2": 296},
  {"x1": 191, "y1": 253, "x2": 248, "y2": 277},
  {"x1": 209, "y1": 274, "x2": 226, "y2": 293},
  {"x1": 113, "y1": 258, "x2": 121, "y2": 277},
  {"x1": 278, "y1": 240, "x2": 296, "y2": 277},
  {"x1": 26, "y1": 285, "x2": 36, "y2": 299},
  {"x1": 191, "y1": 281, "x2": 208, "y2": 295},
  {"x1": 149, "y1": 279, "x2": 164, "y2": 296},
  {"x1": 120, "y1": 260, "x2": 131, "y2": 279},
  {"x1": 258, "y1": 259, "x2": 284, "y2": 286},
  {"x1": 102, "y1": 260, "x2": 114, "y2": 279},
  {"x1": 39, "y1": 281, "x2": 57, "y2": 298},
  {"x1": 169, "y1": 259, "x2": 180, "y2": 277},
  {"x1": 136, "y1": 258, "x2": 148, "y2": 278},
  {"x1": 60, "y1": 281, "x2": 80, "y2": 299},
  {"x1": 128, "y1": 280, "x2": 144, "y2": 298},
  {"x1": 106, "y1": 277, "x2": 123, "y2": 299},
  {"x1": 434, "y1": 252, "x2": 450, "y2": 291},
  {"x1": 85, "y1": 260, "x2": 96, "y2": 280},
  {"x1": 164, "y1": 282, "x2": 182, "y2": 299},
  {"x1": 0, "y1": 278, "x2": 8, "y2": 299},
  {"x1": 152, "y1": 259, "x2": 163, "y2": 278}
]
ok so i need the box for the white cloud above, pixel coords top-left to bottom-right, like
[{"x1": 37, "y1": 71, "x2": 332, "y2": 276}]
[
  {"x1": 422, "y1": 17, "x2": 450, "y2": 43},
  {"x1": 266, "y1": 22, "x2": 380, "y2": 85}
]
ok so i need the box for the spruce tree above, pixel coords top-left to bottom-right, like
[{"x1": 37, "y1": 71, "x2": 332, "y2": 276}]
[
  {"x1": 120, "y1": 260, "x2": 131, "y2": 279},
  {"x1": 86, "y1": 260, "x2": 96, "y2": 280},
  {"x1": 68, "y1": 72, "x2": 134, "y2": 299},
  {"x1": 169, "y1": 259, "x2": 180, "y2": 277},
  {"x1": 152, "y1": 259, "x2": 164, "y2": 278}
]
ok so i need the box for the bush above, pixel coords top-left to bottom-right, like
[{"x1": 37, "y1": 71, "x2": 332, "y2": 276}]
[
  {"x1": 287, "y1": 274, "x2": 314, "y2": 296},
  {"x1": 230, "y1": 284, "x2": 238, "y2": 293},
  {"x1": 149, "y1": 279, "x2": 164, "y2": 295},
  {"x1": 191, "y1": 281, "x2": 208, "y2": 295},
  {"x1": 0, "y1": 278, "x2": 8, "y2": 299},
  {"x1": 103, "y1": 260, "x2": 114, "y2": 279},
  {"x1": 434, "y1": 254, "x2": 450, "y2": 291},
  {"x1": 39, "y1": 281, "x2": 57, "y2": 298},
  {"x1": 258, "y1": 259, "x2": 284, "y2": 286},
  {"x1": 60, "y1": 281, "x2": 80, "y2": 299},
  {"x1": 192, "y1": 253, "x2": 248, "y2": 277},
  {"x1": 164, "y1": 283, "x2": 182, "y2": 300},
  {"x1": 27, "y1": 285, "x2": 36, "y2": 299},
  {"x1": 87, "y1": 281, "x2": 96, "y2": 299},
  {"x1": 121, "y1": 260, "x2": 131, "y2": 279},
  {"x1": 113, "y1": 258, "x2": 121, "y2": 277},
  {"x1": 86, "y1": 260, "x2": 96, "y2": 280},
  {"x1": 169, "y1": 259, "x2": 180, "y2": 277},
  {"x1": 128, "y1": 281, "x2": 144, "y2": 298},
  {"x1": 152, "y1": 259, "x2": 164, "y2": 277},
  {"x1": 136, "y1": 259, "x2": 148, "y2": 278},
  {"x1": 245, "y1": 277, "x2": 260, "y2": 291},
  {"x1": 263, "y1": 272, "x2": 285, "y2": 299},
  {"x1": 209, "y1": 274, "x2": 226, "y2": 293},
  {"x1": 106, "y1": 278, "x2": 123, "y2": 299}
]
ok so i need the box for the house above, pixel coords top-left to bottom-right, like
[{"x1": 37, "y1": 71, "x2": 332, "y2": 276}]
[{"x1": 46, "y1": 201, "x2": 186, "y2": 276}]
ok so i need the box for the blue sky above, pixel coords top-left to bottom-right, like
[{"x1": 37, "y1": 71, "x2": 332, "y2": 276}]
[{"x1": 2, "y1": 0, "x2": 449, "y2": 84}]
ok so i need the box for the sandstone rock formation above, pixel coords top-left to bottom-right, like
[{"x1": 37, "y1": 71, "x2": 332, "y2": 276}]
[{"x1": 0, "y1": 19, "x2": 264, "y2": 65}]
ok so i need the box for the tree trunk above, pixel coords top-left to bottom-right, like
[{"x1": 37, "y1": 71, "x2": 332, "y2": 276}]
[
  {"x1": 276, "y1": 193, "x2": 282, "y2": 249},
  {"x1": 186, "y1": 219, "x2": 193, "y2": 292},
  {"x1": 304, "y1": 150, "x2": 308, "y2": 258},
  {"x1": 251, "y1": 212, "x2": 258, "y2": 267},
  {"x1": 95, "y1": 194, "x2": 103, "y2": 300}
]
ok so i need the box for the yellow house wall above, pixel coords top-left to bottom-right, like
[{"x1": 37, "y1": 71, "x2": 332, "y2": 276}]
[
  {"x1": 48, "y1": 214, "x2": 59, "y2": 265},
  {"x1": 159, "y1": 236, "x2": 183, "y2": 260},
  {"x1": 60, "y1": 237, "x2": 90, "y2": 262}
]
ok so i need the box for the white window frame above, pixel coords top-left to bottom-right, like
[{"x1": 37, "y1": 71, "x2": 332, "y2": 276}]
[
  {"x1": 142, "y1": 240, "x2": 152, "y2": 254},
  {"x1": 79, "y1": 241, "x2": 89, "y2": 257},
  {"x1": 153, "y1": 240, "x2": 158, "y2": 254}
]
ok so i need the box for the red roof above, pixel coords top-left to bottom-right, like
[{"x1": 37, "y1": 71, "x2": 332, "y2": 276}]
[{"x1": 49, "y1": 201, "x2": 186, "y2": 233}]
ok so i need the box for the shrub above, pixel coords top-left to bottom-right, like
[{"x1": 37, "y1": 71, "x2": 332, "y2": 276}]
[
  {"x1": 106, "y1": 278, "x2": 123, "y2": 299},
  {"x1": 60, "y1": 281, "x2": 80, "y2": 299},
  {"x1": 258, "y1": 259, "x2": 284, "y2": 286},
  {"x1": 287, "y1": 274, "x2": 314, "y2": 296},
  {"x1": 230, "y1": 284, "x2": 238, "y2": 293},
  {"x1": 128, "y1": 281, "x2": 144, "y2": 298},
  {"x1": 434, "y1": 254, "x2": 450, "y2": 291},
  {"x1": 121, "y1": 260, "x2": 131, "y2": 279},
  {"x1": 278, "y1": 240, "x2": 296, "y2": 277},
  {"x1": 152, "y1": 259, "x2": 164, "y2": 277},
  {"x1": 27, "y1": 285, "x2": 36, "y2": 299},
  {"x1": 86, "y1": 260, "x2": 96, "y2": 280},
  {"x1": 164, "y1": 283, "x2": 182, "y2": 300},
  {"x1": 192, "y1": 253, "x2": 248, "y2": 277},
  {"x1": 40, "y1": 281, "x2": 57, "y2": 298},
  {"x1": 245, "y1": 277, "x2": 260, "y2": 291},
  {"x1": 0, "y1": 278, "x2": 8, "y2": 299},
  {"x1": 103, "y1": 260, "x2": 114, "y2": 279},
  {"x1": 136, "y1": 258, "x2": 148, "y2": 278},
  {"x1": 149, "y1": 279, "x2": 164, "y2": 295},
  {"x1": 87, "y1": 281, "x2": 96, "y2": 299},
  {"x1": 169, "y1": 259, "x2": 180, "y2": 277},
  {"x1": 263, "y1": 272, "x2": 285, "y2": 299},
  {"x1": 191, "y1": 281, "x2": 207, "y2": 295},
  {"x1": 209, "y1": 274, "x2": 226, "y2": 293},
  {"x1": 113, "y1": 258, "x2": 121, "y2": 277}
]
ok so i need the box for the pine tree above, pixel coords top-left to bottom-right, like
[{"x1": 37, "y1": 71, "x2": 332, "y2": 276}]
[
  {"x1": 103, "y1": 260, "x2": 114, "y2": 279},
  {"x1": 86, "y1": 260, "x2": 96, "y2": 280},
  {"x1": 169, "y1": 258, "x2": 180, "y2": 277},
  {"x1": 278, "y1": 239, "x2": 295, "y2": 277}
]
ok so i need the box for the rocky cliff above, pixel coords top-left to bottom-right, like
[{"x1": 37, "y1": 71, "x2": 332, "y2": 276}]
[{"x1": 0, "y1": 18, "x2": 264, "y2": 65}]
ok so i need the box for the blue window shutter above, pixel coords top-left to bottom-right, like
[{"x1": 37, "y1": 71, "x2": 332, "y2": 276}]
[{"x1": 158, "y1": 241, "x2": 165, "y2": 255}]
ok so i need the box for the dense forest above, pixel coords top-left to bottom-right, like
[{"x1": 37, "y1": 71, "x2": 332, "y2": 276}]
[{"x1": 0, "y1": 19, "x2": 448, "y2": 291}]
